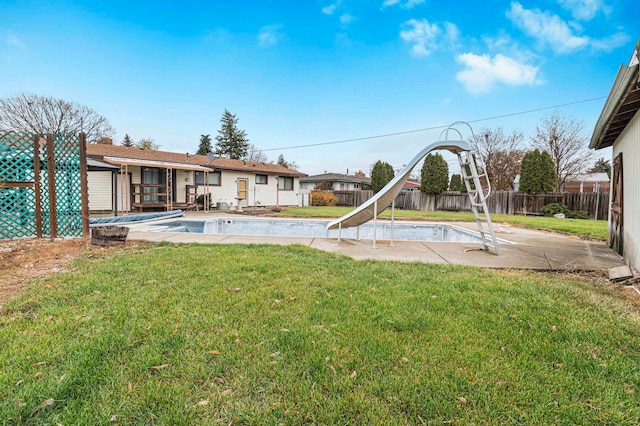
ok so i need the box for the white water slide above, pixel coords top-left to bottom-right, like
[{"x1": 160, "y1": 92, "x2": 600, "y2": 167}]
[{"x1": 326, "y1": 123, "x2": 500, "y2": 254}]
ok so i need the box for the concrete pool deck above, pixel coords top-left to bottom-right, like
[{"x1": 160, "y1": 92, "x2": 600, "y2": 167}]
[{"x1": 124, "y1": 212, "x2": 625, "y2": 271}]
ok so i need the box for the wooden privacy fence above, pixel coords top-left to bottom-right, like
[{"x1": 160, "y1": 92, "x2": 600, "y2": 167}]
[
  {"x1": 0, "y1": 132, "x2": 89, "y2": 239},
  {"x1": 331, "y1": 190, "x2": 610, "y2": 219}
]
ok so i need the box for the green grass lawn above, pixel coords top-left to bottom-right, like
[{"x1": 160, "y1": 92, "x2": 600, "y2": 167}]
[
  {"x1": 280, "y1": 206, "x2": 609, "y2": 240},
  {"x1": 1, "y1": 243, "x2": 638, "y2": 424}
]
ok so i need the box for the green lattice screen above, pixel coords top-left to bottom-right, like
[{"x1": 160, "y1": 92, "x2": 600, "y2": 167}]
[
  {"x1": 0, "y1": 133, "x2": 37, "y2": 239},
  {"x1": 0, "y1": 132, "x2": 86, "y2": 239}
]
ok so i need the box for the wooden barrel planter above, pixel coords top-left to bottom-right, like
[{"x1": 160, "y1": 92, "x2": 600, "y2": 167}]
[{"x1": 91, "y1": 226, "x2": 129, "y2": 246}]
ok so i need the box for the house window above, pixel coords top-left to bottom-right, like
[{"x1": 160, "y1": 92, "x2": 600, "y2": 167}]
[
  {"x1": 340, "y1": 183, "x2": 346, "y2": 190},
  {"x1": 354, "y1": 184, "x2": 359, "y2": 189},
  {"x1": 278, "y1": 176, "x2": 294, "y2": 190},
  {"x1": 195, "y1": 171, "x2": 221, "y2": 186},
  {"x1": 300, "y1": 182, "x2": 308, "y2": 189},
  {"x1": 256, "y1": 174, "x2": 268, "y2": 184}
]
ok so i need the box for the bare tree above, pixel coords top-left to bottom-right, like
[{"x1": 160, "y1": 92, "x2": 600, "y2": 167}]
[
  {"x1": 245, "y1": 143, "x2": 268, "y2": 163},
  {"x1": 135, "y1": 138, "x2": 159, "y2": 150},
  {"x1": 0, "y1": 93, "x2": 115, "y2": 143},
  {"x1": 470, "y1": 127, "x2": 525, "y2": 190},
  {"x1": 531, "y1": 112, "x2": 592, "y2": 192}
]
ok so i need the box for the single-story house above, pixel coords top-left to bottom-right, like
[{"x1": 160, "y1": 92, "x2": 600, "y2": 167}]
[
  {"x1": 300, "y1": 172, "x2": 420, "y2": 193},
  {"x1": 563, "y1": 172, "x2": 610, "y2": 193},
  {"x1": 299, "y1": 172, "x2": 371, "y2": 193},
  {"x1": 590, "y1": 39, "x2": 639, "y2": 271},
  {"x1": 86, "y1": 138, "x2": 307, "y2": 213}
]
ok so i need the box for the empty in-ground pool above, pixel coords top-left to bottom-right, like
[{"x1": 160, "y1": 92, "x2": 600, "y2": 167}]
[{"x1": 146, "y1": 217, "x2": 494, "y2": 244}]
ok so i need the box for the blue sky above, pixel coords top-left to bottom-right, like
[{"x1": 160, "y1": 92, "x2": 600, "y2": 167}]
[{"x1": 1, "y1": 0, "x2": 637, "y2": 175}]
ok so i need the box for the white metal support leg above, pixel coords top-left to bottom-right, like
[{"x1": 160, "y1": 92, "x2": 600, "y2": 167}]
[
  {"x1": 389, "y1": 200, "x2": 396, "y2": 247},
  {"x1": 338, "y1": 223, "x2": 342, "y2": 242},
  {"x1": 372, "y1": 201, "x2": 378, "y2": 249}
]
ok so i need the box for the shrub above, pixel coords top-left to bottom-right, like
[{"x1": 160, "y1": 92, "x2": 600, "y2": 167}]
[
  {"x1": 542, "y1": 203, "x2": 589, "y2": 219},
  {"x1": 542, "y1": 203, "x2": 570, "y2": 217},
  {"x1": 196, "y1": 193, "x2": 211, "y2": 206},
  {"x1": 567, "y1": 210, "x2": 590, "y2": 219},
  {"x1": 310, "y1": 191, "x2": 338, "y2": 206}
]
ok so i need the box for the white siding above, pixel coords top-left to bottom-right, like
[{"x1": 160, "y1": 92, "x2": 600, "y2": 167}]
[
  {"x1": 613, "y1": 110, "x2": 640, "y2": 272},
  {"x1": 87, "y1": 171, "x2": 113, "y2": 211},
  {"x1": 195, "y1": 171, "x2": 301, "y2": 208},
  {"x1": 175, "y1": 169, "x2": 191, "y2": 204}
]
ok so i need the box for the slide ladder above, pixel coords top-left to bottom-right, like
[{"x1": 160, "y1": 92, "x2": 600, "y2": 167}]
[{"x1": 457, "y1": 150, "x2": 499, "y2": 254}]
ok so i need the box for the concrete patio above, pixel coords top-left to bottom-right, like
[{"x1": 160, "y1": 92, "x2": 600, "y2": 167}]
[{"x1": 123, "y1": 213, "x2": 625, "y2": 271}]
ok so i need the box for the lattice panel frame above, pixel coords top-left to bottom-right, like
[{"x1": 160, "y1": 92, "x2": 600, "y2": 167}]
[
  {"x1": 51, "y1": 134, "x2": 83, "y2": 237},
  {"x1": 1, "y1": 132, "x2": 87, "y2": 239},
  {"x1": 0, "y1": 133, "x2": 37, "y2": 239}
]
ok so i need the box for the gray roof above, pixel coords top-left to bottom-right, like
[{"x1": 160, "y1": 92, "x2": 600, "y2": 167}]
[{"x1": 301, "y1": 173, "x2": 371, "y2": 185}]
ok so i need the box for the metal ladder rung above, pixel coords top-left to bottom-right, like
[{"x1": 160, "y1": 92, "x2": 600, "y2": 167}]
[{"x1": 457, "y1": 149, "x2": 500, "y2": 255}]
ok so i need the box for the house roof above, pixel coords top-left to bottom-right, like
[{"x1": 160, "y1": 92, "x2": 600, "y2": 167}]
[
  {"x1": 566, "y1": 172, "x2": 610, "y2": 183},
  {"x1": 301, "y1": 173, "x2": 371, "y2": 184},
  {"x1": 86, "y1": 143, "x2": 306, "y2": 177},
  {"x1": 404, "y1": 180, "x2": 421, "y2": 188},
  {"x1": 590, "y1": 39, "x2": 640, "y2": 150}
]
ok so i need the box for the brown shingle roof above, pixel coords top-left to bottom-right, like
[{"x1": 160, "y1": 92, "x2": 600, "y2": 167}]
[{"x1": 86, "y1": 144, "x2": 306, "y2": 177}]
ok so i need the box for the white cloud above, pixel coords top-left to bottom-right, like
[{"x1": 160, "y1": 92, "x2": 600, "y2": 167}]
[
  {"x1": 399, "y1": 19, "x2": 459, "y2": 57},
  {"x1": 557, "y1": 0, "x2": 608, "y2": 21},
  {"x1": 507, "y1": 2, "x2": 589, "y2": 54},
  {"x1": 590, "y1": 32, "x2": 629, "y2": 52},
  {"x1": 382, "y1": 0, "x2": 425, "y2": 8},
  {"x1": 258, "y1": 25, "x2": 282, "y2": 48},
  {"x1": 322, "y1": 2, "x2": 339, "y2": 15},
  {"x1": 339, "y1": 14, "x2": 353, "y2": 24},
  {"x1": 455, "y1": 53, "x2": 540, "y2": 95},
  {"x1": 2, "y1": 31, "x2": 28, "y2": 62},
  {"x1": 5, "y1": 31, "x2": 26, "y2": 50}
]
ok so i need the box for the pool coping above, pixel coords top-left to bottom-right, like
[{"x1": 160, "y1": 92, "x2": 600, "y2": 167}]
[{"x1": 124, "y1": 212, "x2": 625, "y2": 271}]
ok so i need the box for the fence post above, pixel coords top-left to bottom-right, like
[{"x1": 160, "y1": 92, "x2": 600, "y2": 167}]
[
  {"x1": 33, "y1": 135, "x2": 43, "y2": 238},
  {"x1": 46, "y1": 134, "x2": 57, "y2": 238},
  {"x1": 79, "y1": 133, "x2": 90, "y2": 238}
]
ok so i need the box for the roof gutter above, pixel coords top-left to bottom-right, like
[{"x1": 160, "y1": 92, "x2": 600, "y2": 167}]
[{"x1": 590, "y1": 40, "x2": 640, "y2": 150}]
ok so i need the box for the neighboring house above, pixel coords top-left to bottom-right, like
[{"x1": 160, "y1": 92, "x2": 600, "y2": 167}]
[
  {"x1": 299, "y1": 172, "x2": 371, "y2": 193},
  {"x1": 590, "y1": 39, "x2": 640, "y2": 272},
  {"x1": 563, "y1": 173, "x2": 610, "y2": 193},
  {"x1": 86, "y1": 139, "x2": 306, "y2": 213},
  {"x1": 403, "y1": 180, "x2": 421, "y2": 192}
]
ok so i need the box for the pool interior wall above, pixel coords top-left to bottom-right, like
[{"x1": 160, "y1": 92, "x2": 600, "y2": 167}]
[{"x1": 148, "y1": 217, "x2": 491, "y2": 244}]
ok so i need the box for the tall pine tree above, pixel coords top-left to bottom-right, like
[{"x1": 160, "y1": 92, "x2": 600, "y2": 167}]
[
  {"x1": 121, "y1": 134, "x2": 134, "y2": 147},
  {"x1": 214, "y1": 109, "x2": 249, "y2": 160},
  {"x1": 196, "y1": 134, "x2": 212, "y2": 155},
  {"x1": 371, "y1": 160, "x2": 394, "y2": 193},
  {"x1": 421, "y1": 153, "x2": 449, "y2": 194},
  {"x1": 449, "y1": 173, "x2": 466, "y2": 192},
  {"x1": 519, "y1": 149, "x2": 556, "y2": 193}
]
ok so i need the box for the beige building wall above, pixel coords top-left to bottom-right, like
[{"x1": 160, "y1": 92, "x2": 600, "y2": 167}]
[
  {"x1": 612, "y1": 111, "x2": 640, "y2": 272},
  {"x1": 87, "y1": 171, "x2": 113, "y2": 211}
]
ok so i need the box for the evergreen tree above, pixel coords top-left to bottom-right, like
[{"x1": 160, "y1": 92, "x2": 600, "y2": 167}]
[
  {"x1": 421, "y1": 153, "x2": 449, "y2": 194},
  {"x1": 276, "y1": 154, "x2": 299, "y2": 171},
  {"x1": 196, "y1": 134, "x2": 212, "y2": 155},
  {"x1": 449, "y1": 173, "x2": 466, "y2": 192},
  {"x1": 371, "y1": 160, "x2": 394, "y2": 193},
  {"x1": 588, "y1": 157, "x2": 611, "y2": 178},
  {"x1": 121, "y1": 134, "x2": 134, "y2": 147},
  {"x1": 214, "y1": 109, "x2": 249, "y2": 160},
  {"x1": 519, "y1": 149, "x2": 556, "y2": 193}
]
